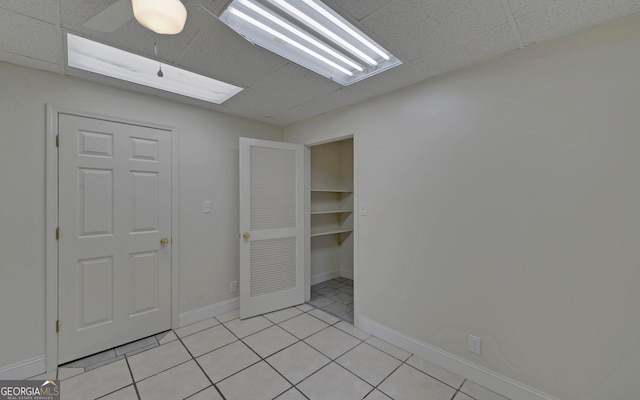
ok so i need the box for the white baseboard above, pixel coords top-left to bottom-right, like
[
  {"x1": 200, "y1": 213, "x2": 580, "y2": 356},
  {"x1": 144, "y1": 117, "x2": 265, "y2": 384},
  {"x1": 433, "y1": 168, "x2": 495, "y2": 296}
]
[
  {"x1": 311, "y1": 270, "x2": 340, "y2": 285},
  {"x1": 357, "y1": 316, "x2": 558, "y2": 400},
  {"x1": 0, "y1": 356, "x2": 46, "y2": 380},
  {"x1": 339, "y1": 270, "x2": 354, "y2": 280},
  {"x1": 178, "y1": 297, "x2": 239, "y2": 328}
]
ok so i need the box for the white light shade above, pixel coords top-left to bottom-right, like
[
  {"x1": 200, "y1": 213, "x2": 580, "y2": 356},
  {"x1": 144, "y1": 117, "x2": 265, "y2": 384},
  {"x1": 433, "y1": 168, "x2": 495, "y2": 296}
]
[
  {"x1": 132, "y1": 0, "x2": 187, "y2": 34},
  {"x1": 66, "y1": 33, "x2": 243, "y2": 104},
  {"x1": 219, "y1": 0, "x2": 401, "y2": 86}
]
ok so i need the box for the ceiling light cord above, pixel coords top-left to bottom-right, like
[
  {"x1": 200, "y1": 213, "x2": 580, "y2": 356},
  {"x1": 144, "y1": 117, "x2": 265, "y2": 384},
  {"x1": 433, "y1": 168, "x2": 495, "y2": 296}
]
[{"x1": 154, "y1": 41, "x2": 164, "y2": 77}]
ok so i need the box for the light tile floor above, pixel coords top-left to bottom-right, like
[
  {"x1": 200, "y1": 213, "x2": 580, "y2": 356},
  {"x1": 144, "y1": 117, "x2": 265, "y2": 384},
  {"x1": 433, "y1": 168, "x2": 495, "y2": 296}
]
[
  {"x1": 31, "y1": 305, "x2": 509, "y2": 400},
  {"x1": 310, "y1": 278, "x2": 354, "y2": 323}
]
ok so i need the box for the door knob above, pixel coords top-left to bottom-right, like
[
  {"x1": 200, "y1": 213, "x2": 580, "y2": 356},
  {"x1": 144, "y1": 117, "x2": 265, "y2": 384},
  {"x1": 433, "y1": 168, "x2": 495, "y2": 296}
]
[
  {"x1": 242, "y1": 232, "x2": 250, "y2": 240},
  {"x1": 160, "y1": 237, "x2": 169, "y2": 246}
]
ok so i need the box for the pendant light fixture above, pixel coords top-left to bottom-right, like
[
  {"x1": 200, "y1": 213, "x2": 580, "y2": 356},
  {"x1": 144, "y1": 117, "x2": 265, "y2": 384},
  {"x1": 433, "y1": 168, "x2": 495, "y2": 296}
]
[{"x1": 132, "y1": 0, "x2": 187, "y2": 35}]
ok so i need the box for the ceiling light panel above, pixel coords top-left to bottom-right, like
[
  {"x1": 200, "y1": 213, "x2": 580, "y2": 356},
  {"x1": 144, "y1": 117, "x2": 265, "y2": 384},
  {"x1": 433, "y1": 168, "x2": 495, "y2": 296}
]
[
  {"x1": 66, "y1": 33, "x2": 243, "y2": 104},
  {"x1": 219, "y1": 0, "x2": 402, "y2": 85}
]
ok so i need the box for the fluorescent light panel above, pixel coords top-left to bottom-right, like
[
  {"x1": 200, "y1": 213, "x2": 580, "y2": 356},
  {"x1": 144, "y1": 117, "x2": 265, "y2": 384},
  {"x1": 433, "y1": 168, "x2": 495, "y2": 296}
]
[
  {"x1": 219, "y1": 0, "x2": 401, "y2": 86},
  {"x1": 66, "y1": 33, "x2": 243, "y2": 104}
]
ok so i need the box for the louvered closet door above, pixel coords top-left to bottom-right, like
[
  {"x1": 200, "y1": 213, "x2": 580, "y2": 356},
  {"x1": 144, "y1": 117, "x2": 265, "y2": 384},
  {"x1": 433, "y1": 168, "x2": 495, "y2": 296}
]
[{"x1": 239, "y1": 138, "x2": 305, "y2": 319}]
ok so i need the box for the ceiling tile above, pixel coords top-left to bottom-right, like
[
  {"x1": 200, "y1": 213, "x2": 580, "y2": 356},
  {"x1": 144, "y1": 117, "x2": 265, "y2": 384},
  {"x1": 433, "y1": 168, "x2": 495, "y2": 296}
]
[
  {"x1": 361, "y1": 0, "x2": 508, "y2": 61},
  {"x1": 190, "y1": 0, "x2": 229, "y2": 16},
  {"x1": 0, "y1": 50, "x2": 61, "y2": 74},
  {"x1": 221, "y1": 88, "x2": 305, "y2": 117},
  {"x1": 0, "y1": 0, "x2": 60, "y2": 24},
  {"x1": 176, "y1": 18, "x2": 288, "y2": 87},
  {"x1": 220, "y1": 103, "x2": 288, "y2": 125},
  {"x1": 516, "y1": 0, "x2": 640, "y2": 46},
  {"x1": 411, "y1": 23, "x2": 519, "y2": 80},
  {"x1": 323, "y1": 0, "x2": 392, "y2": 21},
  {"x1": 271, "y1": 87, "x2": 367, "y2": 125},
  {"x1": 61, "y1": 0, "x2": 123, "y2": 30},
  {"x1": 0, "y1": 9, "x2": 60, "y2": 63},
  {"x1": 269, "y1": 103, "x2": 327, "y2": 126},
  {"x1": 269, "y1": 103, "x2": 325, "y2": 125},
  {"x1": 506, "y1": 0, "x2": 560, "y2": 19},
  {"x1": 346, "y1": 62, "x2": 425, "y2": 98},
  {"x1": 248, "y1": 63, "x2": 342, "y2": 105}
]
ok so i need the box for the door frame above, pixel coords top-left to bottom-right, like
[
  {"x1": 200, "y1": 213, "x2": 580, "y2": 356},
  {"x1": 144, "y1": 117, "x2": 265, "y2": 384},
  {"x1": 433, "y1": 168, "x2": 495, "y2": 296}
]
[
  {"x1": 45, "y1": 105, "x2": 180, "y2": 372},
  {"x1": 303, "y1": 132, "x2": 359, "y2": 326}
]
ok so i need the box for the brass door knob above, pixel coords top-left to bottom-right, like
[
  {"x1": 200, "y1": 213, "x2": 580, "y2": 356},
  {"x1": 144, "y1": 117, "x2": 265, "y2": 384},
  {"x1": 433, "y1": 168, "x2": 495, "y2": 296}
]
[
  {"x1": 160, "y1": 237, "x2": 169, "y2": 246},
  {"x1": 242, "y1": 232, "x2": 251, "y2": 240}
]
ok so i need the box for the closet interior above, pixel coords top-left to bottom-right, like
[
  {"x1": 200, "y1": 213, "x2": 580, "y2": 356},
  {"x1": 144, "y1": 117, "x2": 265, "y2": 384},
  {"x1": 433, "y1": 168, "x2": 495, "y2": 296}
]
[{"x1": 309, "y1": 138, "x2": 354, "y2": 322}]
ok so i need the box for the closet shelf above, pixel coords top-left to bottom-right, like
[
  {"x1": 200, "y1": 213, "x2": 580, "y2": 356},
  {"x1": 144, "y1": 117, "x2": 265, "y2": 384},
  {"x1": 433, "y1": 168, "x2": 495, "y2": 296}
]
[
  {"x1": 310, "y1": 189, "x2": 353, "y2": 193},
  {"x1": 310, "y1": 227, "x2": 353, "y2": 237},
  {"x1": 311, "y1": 209, "x2": 353, "y2": 215}
]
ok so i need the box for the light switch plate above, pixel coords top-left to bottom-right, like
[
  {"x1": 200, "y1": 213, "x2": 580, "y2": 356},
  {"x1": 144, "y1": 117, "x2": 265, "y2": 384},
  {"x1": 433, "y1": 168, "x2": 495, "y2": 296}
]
[
  {"x1": 203, "y1": 201, "x2": 212, "y2": 213},
  {"x1": 359, "y1": 202, "x2": 367, "y2": 216}
]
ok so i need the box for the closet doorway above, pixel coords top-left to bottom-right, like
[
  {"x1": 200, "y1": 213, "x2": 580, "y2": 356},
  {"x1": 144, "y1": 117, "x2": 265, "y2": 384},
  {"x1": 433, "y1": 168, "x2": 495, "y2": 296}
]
[{"x1": 307, "y1": 138, "x2": 355, "y2": 323}]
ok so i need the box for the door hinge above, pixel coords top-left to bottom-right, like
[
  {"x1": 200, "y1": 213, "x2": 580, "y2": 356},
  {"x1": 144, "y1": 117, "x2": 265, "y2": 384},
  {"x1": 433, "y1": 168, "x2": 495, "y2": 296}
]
[
  {"x1": 56, "y1": 320, "x2": 59, "y2": 333},
  {"x1": 56, "y1": 227, "x2": 60, "y2": 240},
  {"x1": 56, "y1": 134, "x2": 59, "y2": 148}
]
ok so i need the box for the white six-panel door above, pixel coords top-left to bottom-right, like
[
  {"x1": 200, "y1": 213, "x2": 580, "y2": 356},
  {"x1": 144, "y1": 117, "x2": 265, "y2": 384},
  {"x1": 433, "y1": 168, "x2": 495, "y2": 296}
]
[
  {"x1": 239, "y1": 138, "x2": 305, "y2": 319},
  {"x1": 58, "y1": 114, "x2": 171, "y2": 363}
]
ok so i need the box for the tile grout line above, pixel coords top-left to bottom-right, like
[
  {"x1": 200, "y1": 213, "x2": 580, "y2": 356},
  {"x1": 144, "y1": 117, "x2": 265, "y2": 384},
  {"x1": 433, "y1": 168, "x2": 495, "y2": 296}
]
[
  {"x1": 175, "y1": 330, "x2": 227, "y2": 400},
  {"x1": 124, "y1": 358, "x2": 142, "y2": 400},
  {"x1": 283, "y1": 322, "x2": 368, "y2": 397},
  {"x1": 219, "y1": 317, "x2": 299, "y2": 399},
  {"x1": 367, "y1": 357, "x2": 405, "y2": 399},
  {"x1": 402, "y1": 358, "x2": 469, "y2": 392}
]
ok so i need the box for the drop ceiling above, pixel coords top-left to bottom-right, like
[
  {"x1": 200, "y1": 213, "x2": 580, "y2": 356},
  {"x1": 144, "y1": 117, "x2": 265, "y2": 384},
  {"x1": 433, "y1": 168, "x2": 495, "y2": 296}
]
[{"x1": 1, "y1": 0, "x2": 638, "y2": 126}]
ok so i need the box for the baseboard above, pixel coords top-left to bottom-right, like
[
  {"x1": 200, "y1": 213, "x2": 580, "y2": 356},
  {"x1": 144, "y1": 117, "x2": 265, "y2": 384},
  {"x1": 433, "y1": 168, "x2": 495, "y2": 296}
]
[
  {"x1": 311, "y1": 270, "x2": 340, "y2": 285},
  {"x1": 178, "y1": 297, "x2": 239, "y2": 328},
  {"x1": 357, "y1": 316, "x2": 559, "y2": 400},
  {"x1": 0, "y1": 356, "x2": 46, "y2": 380},
  {"x1": 339, "y1": 270, "x2": 354, "y2": 280}
]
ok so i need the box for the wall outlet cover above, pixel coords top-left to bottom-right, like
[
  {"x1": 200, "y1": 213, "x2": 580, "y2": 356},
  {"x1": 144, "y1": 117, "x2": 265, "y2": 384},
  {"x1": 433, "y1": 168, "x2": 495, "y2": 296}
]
[{"x1": 469, "y1": 334, "x2": 481, "y2": 355}]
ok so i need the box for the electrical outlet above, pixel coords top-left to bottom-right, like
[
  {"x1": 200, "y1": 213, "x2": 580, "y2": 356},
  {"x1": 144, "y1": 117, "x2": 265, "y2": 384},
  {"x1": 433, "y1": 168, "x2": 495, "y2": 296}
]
[
  {"x1": 230, "y1": 280, "x2": 238, "y2": 293},
  {"x1": 468, "y1": 335, "x2": 482, "y2": 355}
]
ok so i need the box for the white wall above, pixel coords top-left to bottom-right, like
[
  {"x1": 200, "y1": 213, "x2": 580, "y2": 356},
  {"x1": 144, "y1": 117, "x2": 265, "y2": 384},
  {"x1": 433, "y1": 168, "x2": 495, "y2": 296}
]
[
  {"x1": 0, "y1": 62, "x2": 282, "y2": 373},
  {"x1": 284, "y1": 13, "x2": 640, "y2": 400}
]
